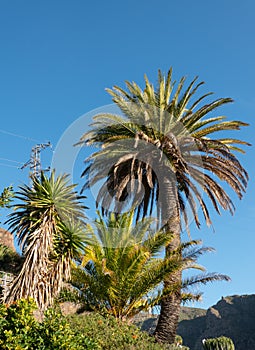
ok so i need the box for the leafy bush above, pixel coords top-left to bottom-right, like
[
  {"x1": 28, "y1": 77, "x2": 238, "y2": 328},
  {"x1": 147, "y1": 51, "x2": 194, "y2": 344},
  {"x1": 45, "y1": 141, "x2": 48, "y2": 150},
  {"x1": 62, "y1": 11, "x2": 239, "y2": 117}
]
[
  {"x1": 56, "y1": 285, "x2": 81, "y2": 303},
  {"x1": 168, "y1": 335, "x2": 189, "y2": 349},
  {"x1": 0, "y1": 243, "x2": 23, "y2": 274},
  {"x1": 0, "y1": 298, "x2": 189, "y2": 349},
  {"x1": 67, "y1": 312, "x2": 189, "y2": 349},
  {"x1": 169, "y1": 345, "x2": 189, "y2": 350},
  {"x1": 0, "y1": 298, "x2": 97, "y2": 349}
]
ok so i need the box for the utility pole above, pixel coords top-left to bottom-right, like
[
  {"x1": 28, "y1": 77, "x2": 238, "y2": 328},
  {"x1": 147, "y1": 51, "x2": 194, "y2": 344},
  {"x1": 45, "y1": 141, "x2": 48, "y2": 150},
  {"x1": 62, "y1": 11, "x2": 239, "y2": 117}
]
[{"x1": 21, "y1": 142, "x2": 52, "y2": 178}]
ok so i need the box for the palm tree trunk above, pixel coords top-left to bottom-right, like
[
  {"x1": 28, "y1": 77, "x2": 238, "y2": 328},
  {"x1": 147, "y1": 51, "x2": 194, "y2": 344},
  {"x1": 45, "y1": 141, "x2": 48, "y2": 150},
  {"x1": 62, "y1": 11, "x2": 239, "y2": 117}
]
[{"x1": 154, "y1": 174, "x2": 181, "y2": 344}]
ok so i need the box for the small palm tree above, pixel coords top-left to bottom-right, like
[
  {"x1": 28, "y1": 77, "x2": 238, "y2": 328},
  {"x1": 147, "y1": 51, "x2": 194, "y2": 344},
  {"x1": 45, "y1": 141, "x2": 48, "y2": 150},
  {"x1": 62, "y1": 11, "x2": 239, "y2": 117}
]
[
  {"x1": 3, "y1": 171, "x2": 87, "y2": 311},
  {"x1": 71, "y1": 211, "x2": 229, "y2": 320},
  {"x1": 78, "y1": 68, "x2": 249, "y2": 342}
]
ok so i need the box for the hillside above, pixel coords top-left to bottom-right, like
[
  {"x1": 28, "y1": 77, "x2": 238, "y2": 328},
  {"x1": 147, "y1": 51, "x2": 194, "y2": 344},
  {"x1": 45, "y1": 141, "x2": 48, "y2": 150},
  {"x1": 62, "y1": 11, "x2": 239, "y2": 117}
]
[
  {"x1": 136, "y1": 295, "x2": 255, "y2": 350},
  {"x1": 134, "y1": 306, "x2": 206, "y2": 335},
  {"x1": 0, "y1": 228, "x2": 15, "y2": 251},
  {"x1": 191, "y1": 295, "x2": 255, "y2": 350}
]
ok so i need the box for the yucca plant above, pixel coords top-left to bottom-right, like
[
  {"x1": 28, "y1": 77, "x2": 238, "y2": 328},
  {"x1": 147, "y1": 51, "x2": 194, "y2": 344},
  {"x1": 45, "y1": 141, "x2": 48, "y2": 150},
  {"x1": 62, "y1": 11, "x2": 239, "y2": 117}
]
[
  {"x1": 202, "y1": 336, "x2": 235, "y2": 350},
  {"x1": 3, "y1": 171, "x2": 87, "y2": 311},
  {"x1": 71, "y1": 211, "x2": 229, "y2": 320},
  {"x1": 78, "y1": 68, "x2": 249, "y2": 342}
]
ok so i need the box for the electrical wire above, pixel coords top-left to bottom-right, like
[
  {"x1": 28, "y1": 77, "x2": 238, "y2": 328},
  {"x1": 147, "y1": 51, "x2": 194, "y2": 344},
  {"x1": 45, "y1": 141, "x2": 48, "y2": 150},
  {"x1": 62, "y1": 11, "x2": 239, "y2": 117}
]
[
  {"x1": 0, "y1": 162, "x2": 19, "y2": 169},
  {"x1": 0, "y1": 129, "x2": 42, "y2": 143},
  {"x1": 0, "y1": 130, "x2": 53, "y2": 171},
  {"x1": 0, "y1": 157, "x2": 23, "y2": 165}
]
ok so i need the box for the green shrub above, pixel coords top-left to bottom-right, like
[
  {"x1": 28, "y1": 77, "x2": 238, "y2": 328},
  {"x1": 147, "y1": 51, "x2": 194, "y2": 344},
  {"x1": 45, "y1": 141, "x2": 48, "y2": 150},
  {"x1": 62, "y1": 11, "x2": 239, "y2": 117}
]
[
  {"x1": 202, "y1": 336, "x2": 235, "y2": 350},
  {"x1": 56, "y1": 286, "x2": 81, "y2": 303},
  {"x1": 168, "y1": 335, "x2": 189, "y2": 349},
  {"x1": 0, "y1": 243, "x2": 23, "y2": 274},
  {"x1": 38, "y1": 307, "x2": 99, "y2": 349},
  {"x1": 0, "y1": 298, "x2": 40, "y2": 349},
  {"x1": 0, "y1": 298, "x2": 189, "y2": 349},
  {"x1": 0, "y1": 298, "x2": 97, "y2": 349},
  {"x1": 67, "y1": 312, "x2": 188, "y2": 350},
  {"x1": 169, "y1": 345, "x2": 189, "y2": 350}
]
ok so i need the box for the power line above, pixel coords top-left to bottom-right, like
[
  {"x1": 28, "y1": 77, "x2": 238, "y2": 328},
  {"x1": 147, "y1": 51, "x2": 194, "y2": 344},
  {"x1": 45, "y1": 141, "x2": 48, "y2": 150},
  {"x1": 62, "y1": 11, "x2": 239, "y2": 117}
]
[
  {"x1": 0, "y1": 163, "x2": 19, "y2": 169},
  {"x1": 0, "y1": 157, "x2": 23, "y2": 165},
  {"x1": 0, "y1": 129, "x2": 42, "y2": 143}
]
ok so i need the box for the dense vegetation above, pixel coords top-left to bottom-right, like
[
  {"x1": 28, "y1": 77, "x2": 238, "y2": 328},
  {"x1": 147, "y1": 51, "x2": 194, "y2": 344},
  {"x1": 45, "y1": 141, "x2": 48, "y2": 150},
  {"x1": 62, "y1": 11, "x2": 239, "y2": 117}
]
[
  {"x1": 0, "y1": 244, "x2": 23, "y2": 274},
  {"x1": 0, "y1": 298, "x2": 188, "y2": 350},
  {"x1": 0, "y1": 299, "x2": 97, "y2": 349}
]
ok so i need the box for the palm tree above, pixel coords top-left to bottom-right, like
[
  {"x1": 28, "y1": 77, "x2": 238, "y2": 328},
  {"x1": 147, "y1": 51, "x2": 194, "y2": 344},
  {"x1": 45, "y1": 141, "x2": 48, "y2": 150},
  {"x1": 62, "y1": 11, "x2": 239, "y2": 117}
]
[
  {"x1": 3, "y1": 171, "x2": 87, "y2": 311},
  {"x1": 78, "y1": 68, "x2": 249, "y2": 343},
  {"x1": 71, "y1": 211, "x2": 229, "y2": 320}
]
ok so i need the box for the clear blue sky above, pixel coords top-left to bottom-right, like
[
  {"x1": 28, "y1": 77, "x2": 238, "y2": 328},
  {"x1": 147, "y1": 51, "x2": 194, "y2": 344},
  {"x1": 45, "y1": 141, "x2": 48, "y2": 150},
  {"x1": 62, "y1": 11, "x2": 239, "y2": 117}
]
[{"x1": 0, "y1": 0, "x2": 254, "y2": 309}]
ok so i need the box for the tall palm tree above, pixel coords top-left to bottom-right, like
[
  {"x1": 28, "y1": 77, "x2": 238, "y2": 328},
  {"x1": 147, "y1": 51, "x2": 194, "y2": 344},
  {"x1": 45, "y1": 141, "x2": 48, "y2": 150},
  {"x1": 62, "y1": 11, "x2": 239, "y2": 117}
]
[
  {"x1": 78, "y1": 68, "x2": 249, "y2": 343},
  {"x1": 71, "y1": 211, "x2": 229, "y2": 320},
  {"x1": 3, "y1": 171, "x2": 87, "y2": 311}
]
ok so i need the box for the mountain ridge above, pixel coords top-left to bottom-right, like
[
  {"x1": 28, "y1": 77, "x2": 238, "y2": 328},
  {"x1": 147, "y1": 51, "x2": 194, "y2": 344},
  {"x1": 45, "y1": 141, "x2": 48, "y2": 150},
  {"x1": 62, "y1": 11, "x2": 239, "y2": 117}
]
[{"x1": 136, "y1": 294, "x2": 255, "y2": 350}]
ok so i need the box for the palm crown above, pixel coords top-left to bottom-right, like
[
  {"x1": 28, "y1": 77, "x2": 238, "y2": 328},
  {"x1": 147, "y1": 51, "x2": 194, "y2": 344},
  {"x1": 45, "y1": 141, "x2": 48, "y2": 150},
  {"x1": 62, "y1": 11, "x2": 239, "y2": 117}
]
[{"x1": 79, "y1": 68, "x2": 249, "y2": 231}]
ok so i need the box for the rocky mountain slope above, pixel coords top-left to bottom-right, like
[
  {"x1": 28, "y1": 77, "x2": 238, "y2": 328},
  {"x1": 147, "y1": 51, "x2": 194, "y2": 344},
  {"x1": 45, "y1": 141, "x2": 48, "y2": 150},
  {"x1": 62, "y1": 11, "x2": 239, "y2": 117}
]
[
  {"x1": 0, "y1": 228, "x2": 15, "y2": 251},
  {"x1": 188, "y1": 295, "x2": 255, "y2": 350},
  {"x1": 137, "y1": 295, "x2": 255, "y2": 350}
]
